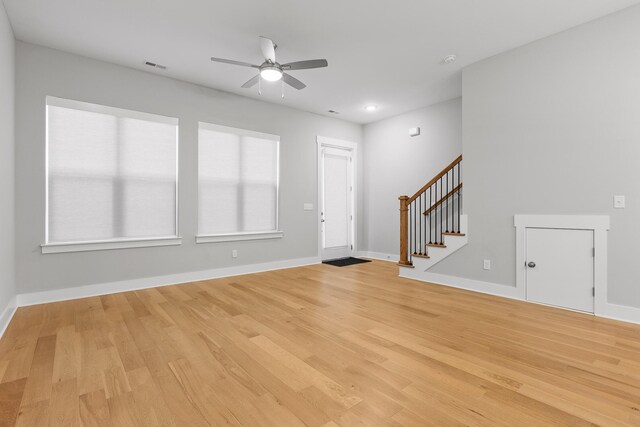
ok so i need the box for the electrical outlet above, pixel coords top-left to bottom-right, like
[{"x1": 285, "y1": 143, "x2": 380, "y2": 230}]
[
  {"x1": 483, "y1": 259, "x2": 491, "y2": 270},
  {"x1": 232, "y1": 250, "x2": 238, "y2": 258}
]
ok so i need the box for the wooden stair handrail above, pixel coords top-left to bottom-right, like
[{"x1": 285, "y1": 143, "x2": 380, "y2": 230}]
[
  {"x1": 423, "y1": 183, "x2": 462, "y2": 216},
  {"x1": 407, "y1": 155, "x2": 462, "y2": 203}
]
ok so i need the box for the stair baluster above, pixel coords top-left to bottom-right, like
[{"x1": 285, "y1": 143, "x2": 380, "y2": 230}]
[
  {"x1": 409, "y1": 198, "x2": 413, "y2": 260},
  {"x1": 418, "y1": 194, "x2": 422, "y2": 255},
  {"x1": 457, "y1": 162, "x2": 461, "y2": 233},
  {"x1": 423, "y1": 192, "x2": 427, "y2": 253},
  {"x1": 445, "y1": 170, "x2": 449, "y2": 233},
  {"x1": 438, "y1": 176, "x2": 442, "y2": 244},
  {"x1": 429, "y1": 187, "x2": 433, "y2": 244}
]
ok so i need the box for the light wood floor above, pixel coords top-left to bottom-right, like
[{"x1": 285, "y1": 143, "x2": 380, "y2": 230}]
[{"x1": 1, "y1": 261, "x2": 639, "y2": 426}]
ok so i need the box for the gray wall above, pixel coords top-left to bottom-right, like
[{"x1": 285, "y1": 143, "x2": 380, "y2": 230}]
[
  {"x1": 362, "y1": 98, "x2": 462, "y2": 256},
  {"x1": 0, "y1": 4, "x2": 15, "y2": 310},
  {"x1": 434, "y1": 5, "x2": 640, "y2": 308},
  {"x1": 15, "y1": 42, "x2": 362, "y2": 294}
]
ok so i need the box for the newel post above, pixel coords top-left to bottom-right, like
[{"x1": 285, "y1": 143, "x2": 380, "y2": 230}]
[{"x1": 399, "y1": 196, "x2": 411, "y2": 266}]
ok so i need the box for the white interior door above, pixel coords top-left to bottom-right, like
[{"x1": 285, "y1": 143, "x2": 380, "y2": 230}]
[
  {"x1": 320, "y1": 146, "x2": 353, "y2": 260},
  {"x1": 525, "y1": 228, "x2": 594, "y2": 313}
]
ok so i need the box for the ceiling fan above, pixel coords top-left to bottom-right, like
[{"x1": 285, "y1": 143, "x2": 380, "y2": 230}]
[{"x1": 211, "y1": 37, "x2": 328, "y2": 92}]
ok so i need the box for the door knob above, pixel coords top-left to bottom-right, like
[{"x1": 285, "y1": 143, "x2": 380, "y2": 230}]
[{"x1": 527, "y1": 261, "x2": 536, "y2": 268}]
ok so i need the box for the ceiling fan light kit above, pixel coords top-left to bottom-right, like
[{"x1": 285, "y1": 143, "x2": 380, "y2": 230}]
[
  {"x1": 260, "y1": 66, "x2": 283, "y2": 82},
  {"x1": 211, "y1": 36, "x2": 328, "y2": 95}
]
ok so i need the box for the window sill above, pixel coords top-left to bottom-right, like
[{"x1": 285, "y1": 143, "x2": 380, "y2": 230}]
[
  {"x1": 41, "y1": 236, "x2": 183, "y2": 254},
  {"x1": 196, "y1": 231, "x2": 284, "y2": 244}
]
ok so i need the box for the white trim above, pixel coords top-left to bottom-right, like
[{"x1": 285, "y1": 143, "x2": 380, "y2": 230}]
[
  {"x1": 41, "y1": 236, "x2": 182, "y2": 254},
  {"x1": 46, "y1": 96, "x2": 179, "y2": 125},
  {"x1": 45, "y1": 104, "x2": 50, "y2": 243},
  {"x1": 196, "y1": 231, "x2": 284, "y2": 243},
  {"x1": 514, "y1": 215, "x2": 609, "y2": 314},
  {"x1": 175, "y1": 124, "x2": 181, "y2": 241},
  {"x1": 317, "y1": 136, "x2": 359, "y2": 261},
  {"x1": 275, "y1": 137, "x2": 280, "y2": 232},
  {"x1": 402, "y1": 272, "x2": 522, "y2": 300},
  {"x1": 514, "y1": 215, "x2": 610, "y2": 230},
  {"x1": 400, "y1": 271, "x2": 640, "y2": 325},
  {"x1": 317, "y1": 136, "x2": 357, "y2": 150},
  {"x1": 198, "y1": 121, "x2": 280, "y2": 142},
  {"x1": 358, "y1": 251, "x2": 399, "y2": 262},
  {"x1": 0, "y1": 296, "x2": 18, "y2": 337},
  {"x1": 17, "y1": 256, "x2": 320, "y2": 307},
  {"x1": 598, "y1": 302, "x2": 640, "y2": 324}
]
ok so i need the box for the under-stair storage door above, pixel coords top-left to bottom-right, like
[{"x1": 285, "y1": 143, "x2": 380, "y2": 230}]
[
  {"x1": 320, "y1": 146, "x2": 353, "y2": 260},
  {"x1": 525, "y1": 228, "x2": 594, "y2": 313}
]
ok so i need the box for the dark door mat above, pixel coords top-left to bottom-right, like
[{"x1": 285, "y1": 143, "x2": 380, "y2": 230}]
[{"x1": 322, "y1": 257, "x2": 372, "y2": 267}]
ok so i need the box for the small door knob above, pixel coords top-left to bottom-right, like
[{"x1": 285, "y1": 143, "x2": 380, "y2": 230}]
[{"x1": 527, "y1": 261, "x2": 536, "y2": 268}]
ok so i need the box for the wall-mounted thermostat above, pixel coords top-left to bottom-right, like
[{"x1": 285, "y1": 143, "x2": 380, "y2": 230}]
[{"x1": 409, "y1": 127, "x2": 420, "y2": 137}]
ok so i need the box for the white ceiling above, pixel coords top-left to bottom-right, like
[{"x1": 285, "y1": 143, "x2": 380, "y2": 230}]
[{"x1": 4, "y1": 0, "x2": 639, "y2": 124}]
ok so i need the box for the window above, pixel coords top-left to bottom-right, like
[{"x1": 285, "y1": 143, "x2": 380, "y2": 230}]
[
  {"x1": 197, "y1": 123, "x2": 281, "y2": 242},
  {"x1": 44, "y1": 97, "x2": 179, "y2": 253}
]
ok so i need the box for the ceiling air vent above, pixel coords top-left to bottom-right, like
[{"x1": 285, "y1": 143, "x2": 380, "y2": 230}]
[{"x1": 144, "y1": 61, "x2": 167, "y2": 70}]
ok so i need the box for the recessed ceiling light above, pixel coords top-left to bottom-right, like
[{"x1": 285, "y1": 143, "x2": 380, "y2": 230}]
[
  {"x1": 443, "y1": 54, "x2": 457, "y2": 64},
  {"x1": 365, "y1": 105, "x2": 377, "y2": 112}
]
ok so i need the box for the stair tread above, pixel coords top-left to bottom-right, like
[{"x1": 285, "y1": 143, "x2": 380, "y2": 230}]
[
  {"x1": 426, "y1": 243, "x2": 446, "y2": 248},
  {"x1": 442, "y1": 232, "x2": 466, "y2": 236},
  {"x1": 412, "y1": 254, "x2": 430, "y2": 259},
  {"x1": 398, "y1": 263, "x2": 415, "y2": 268}
]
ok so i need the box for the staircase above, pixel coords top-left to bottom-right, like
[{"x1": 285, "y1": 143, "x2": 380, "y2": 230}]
[{"x1": 398, "y1": 155, "x2": 468, "y2": 277}]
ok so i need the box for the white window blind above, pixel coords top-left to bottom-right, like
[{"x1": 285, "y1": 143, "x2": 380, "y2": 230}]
[
  {"x1": 198, "y1": 123, "x2": 279, "y2": 236},
  {"x1": 46, "y1": 97, "x2": 179, "y2": 244}
]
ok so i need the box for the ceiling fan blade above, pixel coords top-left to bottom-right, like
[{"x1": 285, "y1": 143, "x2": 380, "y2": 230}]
[
  {"x1": 259, "y1": 36, "x2": 276, "y2": 63},
  {"x1": 211, "y1": 57, "x2": 259, "y2": 68},
  {"x1": 241, "y1": 75, "x2": 260, "y2": 88},
  {"x1": 281, "y1": 59, "x2": 328, "y2": 70},
  {"x1": 282, "y1": 73, "x2": 306, "y2": 90}
]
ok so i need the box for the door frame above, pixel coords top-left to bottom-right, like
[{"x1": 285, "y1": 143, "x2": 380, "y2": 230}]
[
  {"x1": 514, "y1": 215, "x2": 609, "y2": 315},
  {"x1": 317, "y1": 136, "x2": 358, "y2": 260}
]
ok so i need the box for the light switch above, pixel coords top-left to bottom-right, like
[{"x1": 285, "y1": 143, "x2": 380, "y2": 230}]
[
  {"x1": 614, "y1": 195, "x2": 625, "y2": 209},
  {"x1": 483, "y1": 259, "x2": 491, "y2": 270},
  {"x1": 304, "y1": 203, "x2": 313, "y2": 211}
]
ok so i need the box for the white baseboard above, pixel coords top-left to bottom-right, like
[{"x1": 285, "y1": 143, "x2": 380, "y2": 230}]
[
  {"x1": 358, "y1": 251, "x2": 399, "y2": 262},
  {"x1": 400, "y1": 271, "x2": 640, "y2": 325},
  {"x1": 598, "y1": 302, "x2": 640, "y2": 325},
  {"x1": 0, "y1": 295, "x2": 18, "y2": 337},
  {"x1": 401, "y1": 271, "x2": 522, "y2": 300},
  {"x1": 17, "y1": 256, "x2": 321, "y2": 307}
]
